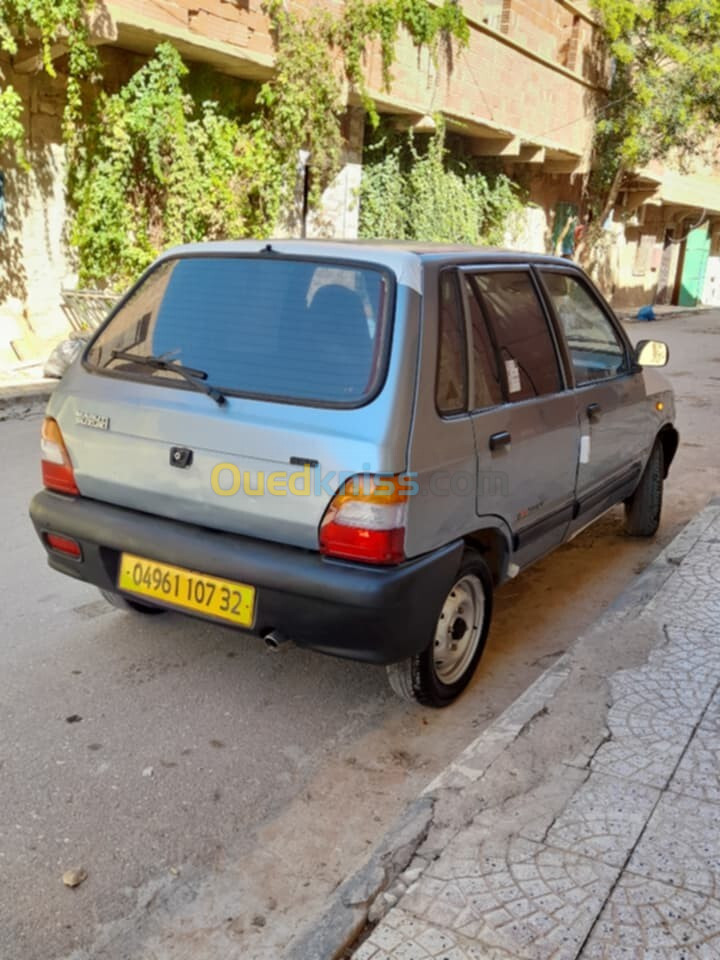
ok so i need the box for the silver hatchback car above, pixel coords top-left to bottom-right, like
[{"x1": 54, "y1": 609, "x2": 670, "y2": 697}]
[{"x1": 30, "y1": 241, "x2": 677, "y2": 706}]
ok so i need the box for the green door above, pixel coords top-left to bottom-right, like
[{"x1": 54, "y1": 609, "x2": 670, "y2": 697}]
[{"x1": 678, "y1": 223, "x2": 710, "y2": 306}]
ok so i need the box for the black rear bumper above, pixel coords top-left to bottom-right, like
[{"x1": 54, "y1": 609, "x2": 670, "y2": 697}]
[{"x1": 29, "y1": 491, "x2": 464, "y2": 665}]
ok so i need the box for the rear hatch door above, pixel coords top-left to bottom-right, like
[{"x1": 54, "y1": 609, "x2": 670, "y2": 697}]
[{"x1": 54, "y1": 252, "x2": 403, "y2": 549}]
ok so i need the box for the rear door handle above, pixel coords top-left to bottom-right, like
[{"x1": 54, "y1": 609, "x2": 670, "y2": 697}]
[
  {"x1": 489, "y1": 431, "x2": 511, "y2": 451},
  {"x1": 586, "y1": 403, "x2": 602, "y2": 422}
]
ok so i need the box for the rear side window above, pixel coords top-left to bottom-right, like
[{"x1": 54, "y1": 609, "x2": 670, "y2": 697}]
[
  {"x1": 436, "y1": 271, "x2": 468, "y2": 415},
  {"x1": 468, "y1": 271, "x2": 562, "y2": 401},
  {"x1": 541, "y1": 271, "x2": 628, "y2": 384},
  {"x1": 462, "y1": 276, "x2": 503, "y2": 410},
  {"x1": 86, "y1": 257, "x2": 392, "y2": 407}
]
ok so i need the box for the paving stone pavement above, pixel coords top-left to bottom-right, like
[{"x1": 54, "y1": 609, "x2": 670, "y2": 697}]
[{"x1": 352, "y1": 502, "x2": 720, "y2": 960}]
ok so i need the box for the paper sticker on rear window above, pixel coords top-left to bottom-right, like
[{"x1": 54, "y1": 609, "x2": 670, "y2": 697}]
[{"x1": 505, "y1": 358, "x2": 522, "y2": 394}]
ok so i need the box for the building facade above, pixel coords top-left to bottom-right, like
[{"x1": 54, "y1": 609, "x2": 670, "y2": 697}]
[{"x1": 1, "y1": 0, "x2": 719, "y2": 365}]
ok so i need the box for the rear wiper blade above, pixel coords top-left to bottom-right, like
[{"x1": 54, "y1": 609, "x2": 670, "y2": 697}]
[{"x1": 109, "y1": 350, "x2": 227, "y2": 406}]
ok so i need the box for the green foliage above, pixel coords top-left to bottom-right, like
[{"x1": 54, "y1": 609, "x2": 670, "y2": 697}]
[
  {"x1": 0, "y1": 0, "x2": 98, "y2": 158},
  {"x1": 0, "y1": 0, "x2": 92, "y2": 73},
  {"x1": 359, "y1": 120, "x2": 525, "y2": 244},
  {"x1": 2, "y1": 0, "x2": 470, "y2": 287},
  {"x1": 70, "y1": 43, "x2": 282, "y2": 289},
  {"x1": 0, "y1": 85, "x2": 26, "y2": 165},
  {"x1": 255, "y1": 0, "x2": 470, "y2": 201},
  {"x1": 591, "y1": 0, "x2": 720, "y2": 205},
  {"x1": 73, "y1": 0, "x2": 469, "y2": 288},
  {"x1": 256, "y1": 3, "x2": 344, "y2": 208},
  {"x1": 339, "y1": 0, "x2": 469, "y2": 120}
]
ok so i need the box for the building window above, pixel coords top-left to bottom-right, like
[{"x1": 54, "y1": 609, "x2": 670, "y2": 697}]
[{"x1": 481, "y1": 0, "x2": 511, "y2": 34}]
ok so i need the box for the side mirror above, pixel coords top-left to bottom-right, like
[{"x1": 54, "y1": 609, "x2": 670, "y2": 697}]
[{"x1": 635, "y1": 339, "x2": 669, "y2": 367}]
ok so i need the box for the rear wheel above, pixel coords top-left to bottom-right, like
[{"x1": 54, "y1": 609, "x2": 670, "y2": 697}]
[
  {"x1": 386, "y1": 552, "x2": 493, "y2": 708},
  {"x1": 624, "y1": 442, "x2": 664, "y2": 537},
  {"x1": 99, "y1": 589, "x2": 166, "y2": 615}
]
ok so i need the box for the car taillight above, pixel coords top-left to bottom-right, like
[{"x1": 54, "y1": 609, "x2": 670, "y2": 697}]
[
  {"x1": 41, "y1": 417, "x2": 79, "y2": 495},
  {"x1": 319, "y1": 474, "x2": 409, "y2": 565}
]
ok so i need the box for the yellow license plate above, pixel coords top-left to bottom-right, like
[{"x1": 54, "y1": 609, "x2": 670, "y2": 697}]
[{"x1": 118, "y1": 553, "x2": 255, "y2": 627}]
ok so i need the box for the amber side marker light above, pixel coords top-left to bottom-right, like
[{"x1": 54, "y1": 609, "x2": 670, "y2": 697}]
[
  {"x1": 656, "y1": 401, "x2": 664, "y2": 412},
  {"x1": 41, "y1": 417, "x2": 80, "y2": 495}
]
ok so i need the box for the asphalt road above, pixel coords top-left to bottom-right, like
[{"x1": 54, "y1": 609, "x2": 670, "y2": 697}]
[{"x1": 1, "y1": 311, "x2": 719, "y2": 960}]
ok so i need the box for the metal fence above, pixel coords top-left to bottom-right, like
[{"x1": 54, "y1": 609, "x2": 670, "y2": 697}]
[{"x1": 61, "y1": 289, "x2": 120, "y2": 333}]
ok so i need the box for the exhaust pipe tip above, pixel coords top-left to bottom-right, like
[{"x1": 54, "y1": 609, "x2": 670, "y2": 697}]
[{"x1": 264, "y1": 630, "x2": 291, "y2": 652}]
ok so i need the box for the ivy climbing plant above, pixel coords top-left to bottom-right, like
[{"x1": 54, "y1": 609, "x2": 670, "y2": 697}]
[
  {"x1": 2, "y1": 0, "x2": 472, "y2": 288},
  {"x1": 0, "y1": 0, "x2": 98, "y2": 160},
  {"x1": 0, "y1": 86, "x2": 25, "y2": 164},
  {"x1": 70, "y1": 43, "x2": 283, "y2": 288},
  {"x1": 359, "y1": 120, "x2": 526, "y2": 245},
  {"x1": 255, "y1": 1, "x2": 345, "y2": 211},
  {"x1": 338, "y1": 0, "x2": 469, "y2": 121},
  {"x1": 255, "y1": 0, "x2": 470, "y2": 205}
]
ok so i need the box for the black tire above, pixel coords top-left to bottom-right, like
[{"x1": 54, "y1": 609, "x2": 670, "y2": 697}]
[
  {"x1": 99, "y1": 589, "x2": 166, "y2": 615},
  {"x1": 386, "y1": 551, "x2": 493, "y2": 708},
  {"x1": 624, "y1": 442, "x2": 664, "y2": 537}
]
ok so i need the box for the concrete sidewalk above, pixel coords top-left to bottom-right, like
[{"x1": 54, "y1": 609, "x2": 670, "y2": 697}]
[
  {"x1": 0, "y1": 352, "x2": 57, "y2": 420},
  {"x1": 0, "y1": 379, "x2": 55, "y2": 420},
  {"x1": 334, "y1": 500, "x2": 720, "y2": 960}
]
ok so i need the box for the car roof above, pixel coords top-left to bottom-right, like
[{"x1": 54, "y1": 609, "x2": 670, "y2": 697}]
[{"x1": 159, "y1": 239, "x2": 578, "y2": 294}]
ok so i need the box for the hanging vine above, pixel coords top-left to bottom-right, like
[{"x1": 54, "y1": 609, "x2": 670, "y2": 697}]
[
  {"x1": 359, "y1": 119, "x2": 526, "y2": 245},
  {"x1": 255, "y1": 2, "x2": 345, "y2": 211},
  {"x1": 69, "y1": 43, "x2": 284, "y2": 287},
  {"x1": 0, "y1": 0, "x2": 98, "y2": 160},
  {"x1": 255, "y1": 0, "x2": 470, "y2": 202},
  {"x1": 2, "y1": 0, "x2": 471, "y2": 287},
  {"x1": 0, "y1": 85, "x2": 25, "y2": 164},
  {"x1": 337, "y1": 0, "x2": 469, "y2": 121}
]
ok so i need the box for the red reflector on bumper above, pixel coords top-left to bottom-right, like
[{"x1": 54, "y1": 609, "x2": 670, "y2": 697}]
[{"x1": 46, "y1": 533, "x2": 82, "y2": 558}]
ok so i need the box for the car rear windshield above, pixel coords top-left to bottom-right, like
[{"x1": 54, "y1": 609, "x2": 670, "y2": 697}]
[{"x1": 85, "y1": 255, "x2": 393, "y2": 407}]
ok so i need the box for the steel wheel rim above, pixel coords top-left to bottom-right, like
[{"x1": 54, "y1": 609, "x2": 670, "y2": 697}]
[{"x1": 432, "y1": 574, "x2": 484, "y2": 685}]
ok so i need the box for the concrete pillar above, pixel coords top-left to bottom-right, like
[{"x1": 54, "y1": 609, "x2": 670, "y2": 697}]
[{"x1": 307, "y1": 106, "x2": 364, "y2": 240}]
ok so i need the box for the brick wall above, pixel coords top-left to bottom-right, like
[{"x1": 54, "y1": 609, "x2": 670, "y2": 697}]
[
  {"x1": 360, "y1": 0, "x2": 603, "y2": 157},
  {"x1": 110, "y1": 0, "x2": 276, "y2": 58},
  {"x1": 106, "y1": 0, "x2": 605, "y2": 159}
]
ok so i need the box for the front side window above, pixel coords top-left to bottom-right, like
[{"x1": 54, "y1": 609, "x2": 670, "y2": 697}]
[
  {"x1": 86, "y1": 256, "x2": 392, "y2": 407},
  {"x1": 541, "y1": 272, "x2": 628, "y2": 384},
  {"x1": 468, "y1": 270, "x2": 562, "y2": 401},
  {"x1": 435, "y1": 271, "x2": 469, "y2": 415}
]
